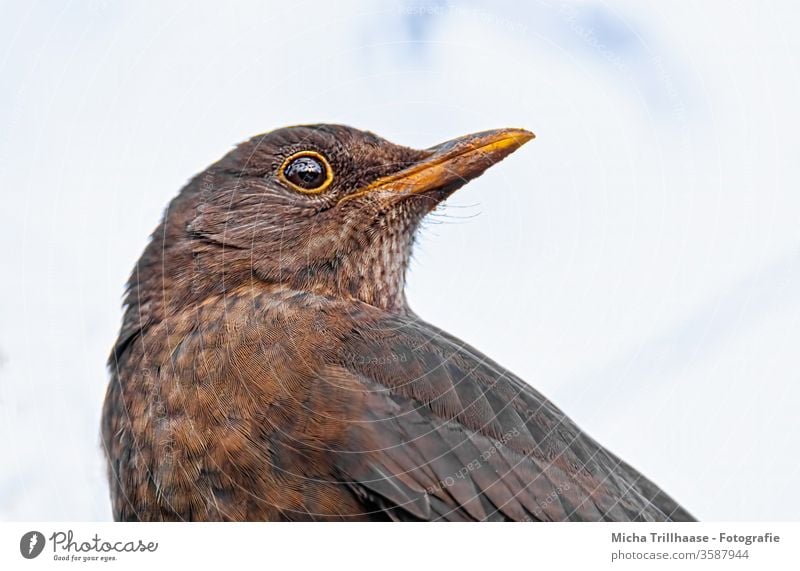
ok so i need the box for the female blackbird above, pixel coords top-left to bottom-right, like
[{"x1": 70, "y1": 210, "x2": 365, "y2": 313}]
[{"x1": 102, "y1": 125, "x2": 695, "y2": 521}]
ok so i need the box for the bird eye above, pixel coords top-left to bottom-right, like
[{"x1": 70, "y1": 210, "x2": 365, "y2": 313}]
[{"x1": 279, "y1": 151, "x2": 333, "y2": 193}]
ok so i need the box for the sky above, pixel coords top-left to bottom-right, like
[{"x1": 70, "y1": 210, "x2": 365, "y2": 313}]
[{"x1": 0, "y1": 0, "x2": 798, "y2": 521}]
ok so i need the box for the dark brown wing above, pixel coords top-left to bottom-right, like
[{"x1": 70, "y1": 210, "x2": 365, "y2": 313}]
[{"x1": 327, "y1": 310, "x2": 695, "y2": 522}]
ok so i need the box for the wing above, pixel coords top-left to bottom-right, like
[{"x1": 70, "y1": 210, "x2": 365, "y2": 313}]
[{"x1": 325, "y1": 309, "x2": 695, "y2": 522}]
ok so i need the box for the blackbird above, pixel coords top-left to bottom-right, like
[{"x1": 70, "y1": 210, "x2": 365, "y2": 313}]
[{"x1": 102, "y1": 124, "x2": 695, "y2": 522}]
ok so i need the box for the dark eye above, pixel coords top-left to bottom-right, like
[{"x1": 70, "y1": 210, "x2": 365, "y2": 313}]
[{"x1": 281, "y1": 152, "x2": 332, "y2": 193}]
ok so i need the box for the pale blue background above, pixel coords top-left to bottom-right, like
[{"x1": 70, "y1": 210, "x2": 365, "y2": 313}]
[{"x1": 1, "y1": 0, "x2": 798, "y2": 520}]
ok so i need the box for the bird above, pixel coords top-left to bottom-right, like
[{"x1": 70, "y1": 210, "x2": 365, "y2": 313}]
[{"x1": 102, "y1": 124, "x2": 695, "y2": 522}]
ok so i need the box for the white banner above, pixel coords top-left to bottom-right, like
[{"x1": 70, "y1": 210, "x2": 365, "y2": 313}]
[{"x1": 1, "y1": 522, "x2": 797, "y2": 570}]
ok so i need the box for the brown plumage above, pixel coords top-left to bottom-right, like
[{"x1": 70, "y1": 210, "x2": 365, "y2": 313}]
[{"x1": 102, "y1": 124, "x2": 695, "y2": 521}]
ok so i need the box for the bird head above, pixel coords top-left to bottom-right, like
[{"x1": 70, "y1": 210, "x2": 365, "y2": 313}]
[{"x1": 128, "y1": 124, "x2": 533, "y2": 322}]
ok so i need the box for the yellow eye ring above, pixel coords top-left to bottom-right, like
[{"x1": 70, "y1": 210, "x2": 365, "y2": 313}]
[{"x1": 278, "y1": 151, "x2": 334, "y2": 194}]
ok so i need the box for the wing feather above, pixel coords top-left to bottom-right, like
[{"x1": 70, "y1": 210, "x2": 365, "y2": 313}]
[{"x1": 326, "y1": 311, "x2": 695, "y2": 522}]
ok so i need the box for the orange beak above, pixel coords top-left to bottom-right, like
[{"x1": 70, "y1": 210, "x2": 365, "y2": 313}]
[{"x1": 340, "y1": 128, "x2": 534, "y2": 205}]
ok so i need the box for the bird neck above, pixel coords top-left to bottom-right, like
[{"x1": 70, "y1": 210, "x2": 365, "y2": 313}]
[
  {"x1": 120, "y1": 230, "x2": 415, "y2": 344},
  {"x1": 333, "y1": 241, "x2": 412, "y2": 314}
]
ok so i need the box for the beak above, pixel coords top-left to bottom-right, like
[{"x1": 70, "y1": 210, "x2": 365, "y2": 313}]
[{"x1": 339, "y1": 128, "x2": 534, "y2": 205}]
